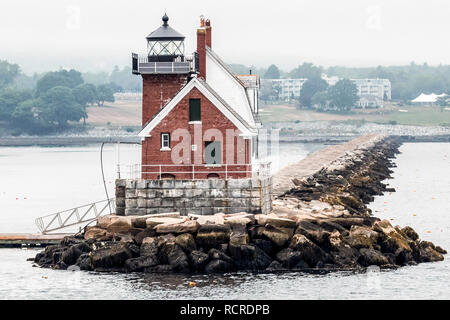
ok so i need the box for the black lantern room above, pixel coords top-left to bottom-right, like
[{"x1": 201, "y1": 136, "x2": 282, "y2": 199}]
[{"x1": 146, "y1": 14, "x2": 185, "y2": 62}]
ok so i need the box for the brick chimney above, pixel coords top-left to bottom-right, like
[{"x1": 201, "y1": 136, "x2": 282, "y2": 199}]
[
  {"x1": 205, "y1": 19, "x2": 212, "y2": 48},
  {"x1": 197, "y1": 16, "x2": 207, "y2": 79}
]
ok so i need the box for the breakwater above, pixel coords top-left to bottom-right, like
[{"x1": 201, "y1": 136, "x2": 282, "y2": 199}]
[{"x1": 31, "y1": 135, "x2": 446, "y2": 273}]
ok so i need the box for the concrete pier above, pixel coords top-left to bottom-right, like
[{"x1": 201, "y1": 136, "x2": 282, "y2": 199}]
[
  {"x1": 0, "y1": 233, "x2": 72, "y2": 247},
  {"x1": 272, "y1": 134, "x2": 384, "y2": 195}
]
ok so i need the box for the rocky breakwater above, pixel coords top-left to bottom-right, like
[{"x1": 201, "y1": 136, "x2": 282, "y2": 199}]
[
  {"x1": 32, "y1": 211, "x2": 446, "y2": 273},
  {"x1": 32, "y1": 136, "x2": 446, "y2": 273}
]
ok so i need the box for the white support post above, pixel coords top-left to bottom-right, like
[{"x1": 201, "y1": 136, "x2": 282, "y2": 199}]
[{"x1": 116, "y1": 142, "x2": 121, "y2": 179}]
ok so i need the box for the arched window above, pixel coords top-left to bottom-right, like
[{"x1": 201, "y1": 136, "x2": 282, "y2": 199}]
[
  {"x1": 207, "y1": 173, "x2": 220, "y2": 179},
  {"x1": 158, "y1": 173, "x2": 176, "y2": 180}
]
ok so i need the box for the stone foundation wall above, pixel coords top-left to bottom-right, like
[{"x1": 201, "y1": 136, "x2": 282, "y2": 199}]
[{"x1": 115, "y1": 177, "x2": 272, "y2": 216}]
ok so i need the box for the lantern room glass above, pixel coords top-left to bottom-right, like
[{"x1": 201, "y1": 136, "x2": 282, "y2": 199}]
[{"x1": 147, "y1": 40, "x2": 185, "y2": 57}]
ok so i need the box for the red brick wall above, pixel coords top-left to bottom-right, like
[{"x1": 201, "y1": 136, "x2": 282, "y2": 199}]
[
  {"x1": 141, "y1": 74, "x2": 188, "y2": 126},
  {"x1": 142, "y1": 87, "x2": 251, "y2": 179}
]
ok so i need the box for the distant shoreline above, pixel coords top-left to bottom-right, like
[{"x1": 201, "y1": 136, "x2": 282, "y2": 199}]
[
  {"x1": 0, "y1": 136, "x2": 141, "y2": 146},
  {"x1": 0, "y1": 134, "x2": 449, "y2": 146}
]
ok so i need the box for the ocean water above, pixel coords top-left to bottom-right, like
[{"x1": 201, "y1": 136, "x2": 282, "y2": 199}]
[{"x1": 0, "y1": 142, "x2": 448, "y2": 299}]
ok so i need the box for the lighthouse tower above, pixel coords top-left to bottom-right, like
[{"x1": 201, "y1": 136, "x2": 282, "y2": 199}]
[{"x1": 132, "y1": 14, "x2": 261, "y2": 180}]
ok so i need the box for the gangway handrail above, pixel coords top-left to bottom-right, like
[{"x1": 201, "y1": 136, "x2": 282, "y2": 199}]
[{"x1": 35, "y1": 198, "x2": 115, "y2": 234}]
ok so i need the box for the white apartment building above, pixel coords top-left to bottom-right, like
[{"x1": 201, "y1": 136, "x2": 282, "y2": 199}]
[
  {"x1": 264, "y1": 78, "x2": 307, "y2": 101},
  {"x1": 264, "y1": 75, "x2": 391, "y2": 108}
]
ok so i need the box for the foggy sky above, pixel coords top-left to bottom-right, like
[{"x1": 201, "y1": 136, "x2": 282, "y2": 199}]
[{"x1": 1, "y1": 0, "x2": 449, "y2": 74}]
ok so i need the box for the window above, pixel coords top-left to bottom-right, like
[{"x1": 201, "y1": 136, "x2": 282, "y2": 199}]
[
  {"x1": 205, "y1": 141, "x2": 221, "y2": 165},
  {"x1": 161, "y1": 133, "x2": 170, "y2": 150},
  {"x1": 189, "y1": 99, "x2": 201, "y2": 122}
]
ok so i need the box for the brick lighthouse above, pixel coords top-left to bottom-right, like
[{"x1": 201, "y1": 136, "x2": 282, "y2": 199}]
[{"x1": 132, "y1": 14, "x2": 262, "y2": 180}]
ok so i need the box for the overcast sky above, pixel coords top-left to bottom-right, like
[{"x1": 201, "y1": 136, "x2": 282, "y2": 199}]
[{"x1": 1, "y1": 0, "x2": 449, "y2": 74}]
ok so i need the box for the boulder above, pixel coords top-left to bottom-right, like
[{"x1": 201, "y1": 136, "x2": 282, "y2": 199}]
[
  {"x1": 106, "y1": 216, "x2": 133, "y2": 234},
  {"x1": 224, "y1": 212, "x2": 255, "y2": 224},
  {"x1": 330, "y1": 245, "x2": 361, "y2": 269},
  {"x1": 133, "y1": 212, "x2": 180, "y2": 228},
  {"x1": 193, "y1": 214, "x2": 225, "y2": 226},
  {"x1": 251, "y1": 239, "x2": 274, "y2": 256},
  {"x1": 224, "y1": 216, "x2": 253, "y2": 227},
  {"x1": 275, "y1": 248, "x2": 305, "y2": 268},
  {"x1": 124, "y1": 256, "x2": 158, "y2": 272},
  {"x1": 295, "y1": 220, "x2": 331, "y2": 247},
  {"x1": 189, "y1": 250, "x2": 209, "y2": 271},
  {"x1": 204, "y1": 259, "x2": 233, "y2": 273},
  {"x1": 358, "y1": 248, "x2": 389, "y2": 266},
  {"x1": 146, "y1": 217, "x2": 186, "y2": 229},
  {"x1": 96, "y1": 214, "x2": 120, "y2": 229},
  {"x1": 140, "y1": 237, "x2": 159, "y2": 258},
  {"x1": 374, "y1": 220, "x2": 412, "y2": 253},
  {"x1": 76, "y1": 253, "x2": 92, "y2": 271},
  {"x1": 60, "y1": 246, "x2": 82, "y2": 266},
  {"x1": 322, "y1": 217, "x2": 367, "y2": 229},
  {"x1": 261, "y1": 225, "x2": 291, "y2": 247},
  {"x1": 196, "y1": 224, "x2": 231, "y2": 249},
  {"x1": 155, "y1": 220, "x2": 200, "y2": 234},
  {"x1": 208, "y1": 248, "x2": 233, "y2": 264},
  {"x1": 415, "y1": 241, "x2": 444, "y2": 262},
  {"x1": 84, "y1": 226, "x2": 107, "y2": 240},
  {"x1": 346, "y1": 225, "x2": 378, "y2": 249},
  {"x1": 265, "y1": 260, "x2": 284, "y2": 271},
  {"x1": 228, "y1": 244, "x2": 272, "y2": 271},
  {"x1": 134, "y1": 228, "x2": 156, "y2": 245},
  {"x1": 401, "y1": 226, "x2": 419, "y2": 241},
  {"x1": 90, "y1": 243, "x2": 133, "y2": 269},
  {"x1": 158, "y1": 242, "x2": 190, "y2": 273},
  {"x1": 289, "y1": 234, "x2": 330, "y2": 267},
  {"x1": 256, "y1": 215, "x2": 296, "y2": 229},
  {"x1": 175, "y1": 233, "x2": 197, "y2": 252}
]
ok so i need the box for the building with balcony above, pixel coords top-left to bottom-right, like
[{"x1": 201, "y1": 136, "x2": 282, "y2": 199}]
[{"x1": 132, "y1": 14, "x2": 262, "y2": 180}]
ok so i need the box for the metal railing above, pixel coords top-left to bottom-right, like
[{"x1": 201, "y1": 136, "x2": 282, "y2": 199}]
[
  {"x1": 35, "y1": 198, "x2": 115, "y2": 234},
  {"x1": 119, "y1": 162, "x2": 271, "y2": 180},
  {"x1": 132, "y1": 53, "x2": 196, "y2": 74}
]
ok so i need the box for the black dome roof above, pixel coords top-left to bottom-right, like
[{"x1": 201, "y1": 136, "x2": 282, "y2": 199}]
[{"x1": 146, "y1": 14, "x2": 185, "y2": 41}]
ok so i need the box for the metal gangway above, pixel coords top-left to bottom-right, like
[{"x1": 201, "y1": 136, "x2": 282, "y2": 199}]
[{"x1": 35, "y1": 198, "x2": 115, "y2": 234}]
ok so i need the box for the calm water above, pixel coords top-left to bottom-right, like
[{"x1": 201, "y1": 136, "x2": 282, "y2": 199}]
[{"x1": 0, "y1": 142, "x2": 448, "y2": 299}]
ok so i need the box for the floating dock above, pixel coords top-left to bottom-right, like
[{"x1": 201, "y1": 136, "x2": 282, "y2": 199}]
[{"x1": 0, "y1": 233, "x2": 71, "y2": 248}]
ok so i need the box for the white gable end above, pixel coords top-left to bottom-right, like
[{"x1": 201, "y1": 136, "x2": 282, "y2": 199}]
[{"x1": 205, "y1": 50, "x2": 255, "y2": 127}]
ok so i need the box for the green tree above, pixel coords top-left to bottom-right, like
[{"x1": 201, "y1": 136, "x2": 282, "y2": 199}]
[
  {"x1": 11, "y1": 99, "x2": 36, "y2": 128},
  {"x1": 290, "y1": 62, "x2": 323, "y2": 79},
  {"x1": 264, "y1": 64, "x2": 281, "y2": 79},
  {"x1": 72, "y1": 83, "x2": 97, "y2": 106},
  {"x1": 327, "y1": 79, "x2": 359, "y2": 111},
  {"x1": 0, "y1": 89, "x2": 32, "y2": 120},
  {"x1": 311, "y1": 90, "x2": 329, "y2": 110},
  {"x1": 36, "y1": 69, "x2": 84, "y2": 96},
  {"x1": 299, "y1": 77, "x2": 328, "y2": 107},
  {"x1": 96, "y1": 84, "x2": 115, "y2": 106},
  {"x1": 0, "y1": 60, "x2": 20, "y2": 89},
  {"x1": 36, "y1": 86, "x2": 85, "y2": 128}
]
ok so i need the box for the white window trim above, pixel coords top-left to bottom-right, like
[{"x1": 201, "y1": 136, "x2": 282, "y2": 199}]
[
  {"x1": 188, "y1": 121, "x2": 202, "y2": 125},
  {"x1": 161, "y1": 133, "x2": 170, "y2": 150}
]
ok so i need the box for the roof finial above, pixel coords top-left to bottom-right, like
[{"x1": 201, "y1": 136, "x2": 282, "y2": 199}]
[{"x1": 162, "y1": 13, "x2": 169, "y2": 26}]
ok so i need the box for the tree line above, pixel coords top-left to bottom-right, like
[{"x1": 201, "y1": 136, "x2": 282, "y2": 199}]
[
  {"x1": 0, "y1": 60, "x2": 119, "y2": 135},
  {"x1": 231, "y1": 61, "x2": 450, "y2": 103}
]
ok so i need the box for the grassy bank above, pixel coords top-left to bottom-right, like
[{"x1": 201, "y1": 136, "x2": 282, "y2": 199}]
[{"x1": 259, "y1": 104, "x2": 450, "y2": 127}]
